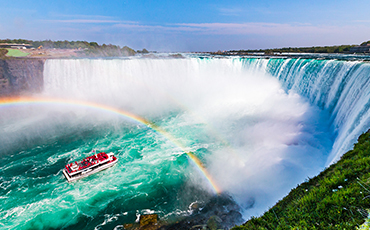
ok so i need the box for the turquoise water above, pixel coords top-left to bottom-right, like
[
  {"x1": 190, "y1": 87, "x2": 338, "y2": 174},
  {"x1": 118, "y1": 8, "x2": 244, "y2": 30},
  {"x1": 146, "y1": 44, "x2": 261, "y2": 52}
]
[
  {"x1": 0, "y1": 108, "x2": 219, "y2": 229},
  {"x1": 2, "y1": 56, "x2": 370, "y2": 229}
]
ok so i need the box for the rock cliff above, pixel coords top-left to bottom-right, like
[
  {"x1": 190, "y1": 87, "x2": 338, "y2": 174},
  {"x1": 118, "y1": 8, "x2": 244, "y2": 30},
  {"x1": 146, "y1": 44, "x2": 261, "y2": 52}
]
[{"x1": 0, "y1": 58, "x2": 45, "y2": 96}]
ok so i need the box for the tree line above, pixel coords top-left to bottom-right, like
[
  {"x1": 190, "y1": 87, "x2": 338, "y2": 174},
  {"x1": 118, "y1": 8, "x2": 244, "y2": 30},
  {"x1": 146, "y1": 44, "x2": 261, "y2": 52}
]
[
  {"x1": 229, "y1": 45, "x2": 356, "y2": 54},
  {"x1": 0, "y1": 39, "x2": 150, "y2": 57}
]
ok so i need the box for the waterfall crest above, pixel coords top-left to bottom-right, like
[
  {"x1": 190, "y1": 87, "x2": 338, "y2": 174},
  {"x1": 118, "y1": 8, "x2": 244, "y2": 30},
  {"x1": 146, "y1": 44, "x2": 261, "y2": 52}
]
[
  {"x1": 44, "y1": 57, "x2": 370, "y2": 164},
  {"x1": 242, "y1": 58, "x2": 370, "y2": 164}
]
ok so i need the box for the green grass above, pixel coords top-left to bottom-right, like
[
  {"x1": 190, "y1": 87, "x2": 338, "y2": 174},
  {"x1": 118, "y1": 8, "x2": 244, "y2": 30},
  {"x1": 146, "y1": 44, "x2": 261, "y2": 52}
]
[
  {"x1": 233, "y1": 130, "x2": 370, "y2": 230},
  {"x1": 6, "y1": 48, "x2": 29, "y2": 57}
]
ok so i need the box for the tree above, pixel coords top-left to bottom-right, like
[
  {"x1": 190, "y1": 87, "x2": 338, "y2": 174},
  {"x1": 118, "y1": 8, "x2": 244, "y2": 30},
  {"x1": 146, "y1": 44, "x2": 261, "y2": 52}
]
[{"x1": 0, "y1": 48, "x2": 8, "y2": 58}]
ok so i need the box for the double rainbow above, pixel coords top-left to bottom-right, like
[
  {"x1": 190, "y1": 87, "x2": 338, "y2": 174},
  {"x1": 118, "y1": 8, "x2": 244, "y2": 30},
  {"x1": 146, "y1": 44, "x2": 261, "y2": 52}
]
[{"x1": 0, "y1": 96, "x2": 221, "y2": 194}]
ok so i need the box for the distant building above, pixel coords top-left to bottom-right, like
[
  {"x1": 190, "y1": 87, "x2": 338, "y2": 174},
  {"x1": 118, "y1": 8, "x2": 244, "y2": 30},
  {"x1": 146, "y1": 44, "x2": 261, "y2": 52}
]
[
  {"x1": 0, "y1": 43, "x2": 33, "y2": 49},
  {"x1": 350, "y1": 44, "x2": 370, "y2": 53}
]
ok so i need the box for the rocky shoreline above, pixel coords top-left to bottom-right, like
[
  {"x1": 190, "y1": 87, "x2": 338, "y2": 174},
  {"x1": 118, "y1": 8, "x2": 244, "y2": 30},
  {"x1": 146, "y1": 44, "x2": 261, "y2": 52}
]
[{"x1": 122, "y1": 194, "x2": 244, "y2": 230}]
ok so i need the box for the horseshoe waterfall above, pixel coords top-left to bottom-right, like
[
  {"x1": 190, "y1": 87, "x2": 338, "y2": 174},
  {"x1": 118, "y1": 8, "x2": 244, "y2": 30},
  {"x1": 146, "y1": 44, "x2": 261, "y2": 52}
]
[{"x1": 1, "y1": 57, "x2": 370, "y2": 229}]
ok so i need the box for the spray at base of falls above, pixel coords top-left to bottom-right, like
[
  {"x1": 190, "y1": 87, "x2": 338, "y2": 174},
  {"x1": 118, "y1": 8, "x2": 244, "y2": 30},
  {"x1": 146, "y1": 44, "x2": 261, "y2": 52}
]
[{"x1": 1, "y1": 57, "x2": 369, "y2": 229}]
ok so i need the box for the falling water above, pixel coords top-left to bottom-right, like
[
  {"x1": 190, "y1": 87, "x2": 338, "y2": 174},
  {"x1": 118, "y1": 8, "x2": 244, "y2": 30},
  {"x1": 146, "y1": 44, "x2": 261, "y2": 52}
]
[{"x1": 1, "y1": 56, "x2": 369, "y2": 229}]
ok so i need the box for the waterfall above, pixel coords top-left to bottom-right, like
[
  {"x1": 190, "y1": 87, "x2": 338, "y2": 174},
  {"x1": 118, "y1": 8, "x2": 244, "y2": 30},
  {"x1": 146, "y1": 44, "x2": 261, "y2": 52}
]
[
  {"x1": 44, "y1": 57, "x2": 370, "y2": 165},
  {"x1": 243, "y1": 58, "x2": 370, "y2": 164},
  {"x1": 36, "y1": 57, "x2": 370, "y2": 220},
  {"x1": 3, "y1": 56, "x2": 369, "y2": 229}
]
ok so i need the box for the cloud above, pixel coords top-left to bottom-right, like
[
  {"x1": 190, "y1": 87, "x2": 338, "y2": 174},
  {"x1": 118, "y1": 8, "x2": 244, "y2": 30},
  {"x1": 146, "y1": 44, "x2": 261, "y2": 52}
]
[
  {"x1": 43, "y1": 19, "x2": 136, "y2": 24},
  {"x1": 172, "y1": 22, "x2": 342, "y2": 35},
  {"x1": 353, "y1": 20, "x2": 370, "y2": 23},
  {"x1": 114, "y1": 23, "x2": 166, "y2": 30},
  {"x1": 112, "y1": 21, "x2": 370, "y2": 38},
  {"x1": 18, "y1": 14, "x2": 370, "y2": 51},
  {"x1": 48, "y1": 13, "x2": 115, "y2": 19},
  {"x1": 40, "y1": 14, "x2": 137, "y2": 25},
  {"x1": 217, "y1": 7, "x2": 243, "y2": 16},
  {"x1": 38, "y1": 12, "x2": 370, "y2": 38}
]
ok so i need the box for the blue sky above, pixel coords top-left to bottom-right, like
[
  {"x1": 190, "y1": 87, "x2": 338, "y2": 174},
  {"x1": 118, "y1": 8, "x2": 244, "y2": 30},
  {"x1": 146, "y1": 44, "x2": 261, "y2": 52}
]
[{"x1": 1, "y1": 0, "x2": 370, "y2": 51}]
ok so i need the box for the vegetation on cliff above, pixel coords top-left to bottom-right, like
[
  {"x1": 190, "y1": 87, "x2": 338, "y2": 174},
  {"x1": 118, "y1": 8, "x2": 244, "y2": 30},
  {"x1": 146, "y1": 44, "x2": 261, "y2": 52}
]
[
  {"x1": 0, "y1": 39, "x2": 137, "y2": 57},
  {"x1": 0, "y1": 48, "x2": 8, "y2": 58},
  {"x1": 229, "y1": 45, "x2": 355, "y2": 55},
  {"x1": 233, "y1": 130, "x2": 370, "y2": 229}
]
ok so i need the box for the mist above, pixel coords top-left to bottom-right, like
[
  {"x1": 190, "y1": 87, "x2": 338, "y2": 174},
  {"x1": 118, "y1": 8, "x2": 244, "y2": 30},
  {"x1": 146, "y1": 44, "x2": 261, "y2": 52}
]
[
  {"x1": 0, "y1": 57, "x2": 338, "y2": 230},
  {"x1": 40, "y1": 58, "x2": 333, "y2": 217}
]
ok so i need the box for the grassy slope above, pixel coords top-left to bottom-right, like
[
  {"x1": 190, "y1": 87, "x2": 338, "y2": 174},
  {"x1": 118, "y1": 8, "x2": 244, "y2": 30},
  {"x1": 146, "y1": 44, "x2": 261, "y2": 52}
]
[
  {"x1": 233, "y1": 130, "x2": 370, "y2": 230},
  {"x1": 6, "y1": 49, "x2": 29, "y2": 57}
]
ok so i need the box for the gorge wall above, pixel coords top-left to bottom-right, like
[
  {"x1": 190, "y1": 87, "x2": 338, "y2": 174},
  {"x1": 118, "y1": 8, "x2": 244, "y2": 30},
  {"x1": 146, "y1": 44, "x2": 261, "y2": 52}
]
[{"x1": 0, "y1": 58, "x2": 44, "y2": 96}]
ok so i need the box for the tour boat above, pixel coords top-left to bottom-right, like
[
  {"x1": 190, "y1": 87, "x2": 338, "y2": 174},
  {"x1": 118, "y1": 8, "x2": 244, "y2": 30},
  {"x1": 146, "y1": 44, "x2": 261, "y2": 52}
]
[{"x1": 63, "y1": 152, "x2": 118, "y2": 182}]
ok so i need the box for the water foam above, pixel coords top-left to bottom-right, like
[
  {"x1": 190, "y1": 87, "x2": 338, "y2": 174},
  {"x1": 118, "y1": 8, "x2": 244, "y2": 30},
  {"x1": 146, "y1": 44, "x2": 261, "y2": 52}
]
[
  {"x1": 2, "y1": 56, "x2": 369, "y2": 229},
  {"x1": 245, "y1": 58, "x2": 370, "y2": 164},
  {"x1": 42, "y1": 58, "x2": 332, "y2": 217}
]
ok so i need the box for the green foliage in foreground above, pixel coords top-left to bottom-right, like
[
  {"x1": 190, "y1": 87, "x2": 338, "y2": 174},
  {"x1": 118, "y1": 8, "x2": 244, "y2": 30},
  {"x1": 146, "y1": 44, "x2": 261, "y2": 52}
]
[{"x1": 233, "y1": 130, "x2": 370, "y2": 230}]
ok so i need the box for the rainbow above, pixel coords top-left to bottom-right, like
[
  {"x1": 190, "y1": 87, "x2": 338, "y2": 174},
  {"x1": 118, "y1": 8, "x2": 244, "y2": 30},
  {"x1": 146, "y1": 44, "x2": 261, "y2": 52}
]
[{"x1": 0, "y1": 96, "x2": 221, "y2": 193}]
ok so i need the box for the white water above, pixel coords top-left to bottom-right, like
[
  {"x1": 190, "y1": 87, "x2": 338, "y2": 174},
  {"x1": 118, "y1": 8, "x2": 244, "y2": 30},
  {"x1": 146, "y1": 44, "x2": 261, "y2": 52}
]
[
  {"x1": 42, "y1": 58, "x2": 333, "y2": 217},
  {"x1": 241, "y1": 58, "x2": 370, "y2": 165}
]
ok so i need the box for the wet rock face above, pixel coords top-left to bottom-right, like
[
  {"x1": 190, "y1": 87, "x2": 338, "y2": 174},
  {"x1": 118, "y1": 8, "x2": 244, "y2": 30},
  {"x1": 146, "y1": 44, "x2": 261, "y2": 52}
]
[
  {"x1": 0, "y1": 59, "x2": 44, "y2": 96},
  {"x1": 160, "y1": 193, "x2": 244, "y2": 230},
  {"x1": 123, "y1": 214, "x2": 160, "y2": 230}
]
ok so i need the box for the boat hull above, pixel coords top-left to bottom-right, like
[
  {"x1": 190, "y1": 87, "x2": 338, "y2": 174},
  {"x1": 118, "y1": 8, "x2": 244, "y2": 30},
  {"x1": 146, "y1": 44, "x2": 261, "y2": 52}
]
[{"x1": 63, "y1": 157, "x2": 117, "y2": 182}]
